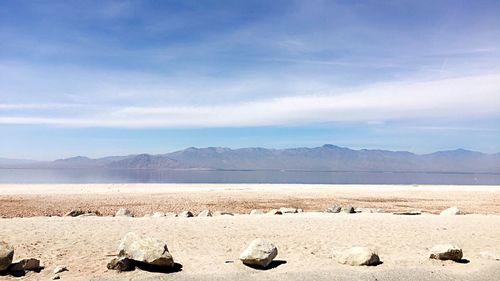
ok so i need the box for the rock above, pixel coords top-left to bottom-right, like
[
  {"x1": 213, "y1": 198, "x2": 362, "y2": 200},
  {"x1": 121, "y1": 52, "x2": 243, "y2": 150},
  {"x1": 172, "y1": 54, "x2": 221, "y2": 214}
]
[
  {"x1": 279, "y1": 207, "x2": 297, "y2": 214},
  {"x1": 198, "y1": 210, "x2": 212, "y2": 217},
  {"x1": 64, "y1": 209, "x2": 85, "y2": 217},
  {"x1": 334, "y1": 246, "x2": 380, "y2": 266},
  {"x1": 342, "y1": 205, "x2": 355, "y2": 213},
  {"x1": 325, "y1": 204, "x2": 341, "y2": 213},
  {"x1": 118, "y1": 232, "x2": 174, "y2": 267},
  {"x1": 267, "y1": 209, "x2": 282, "y2": 215},
  {"x1": 355, "y1": 207, "x2": 384, "y2": 213},
  {"x1": 393, "y1": 210, "x2": 422, "y2": 215},
  {"x1": 0, "y1": 241, "x2": 14, "y2": 271},
  {"x1": 429, "y1": 244, "x2": 463, "y2": 261},
  {"x1": 213, "y1": 211, "x2": 234, "y2": 216},
  {"x1": 8, "y1": 258, "x2": 41, "y2": 272},
  {"x1": 297, "y1": 209, "x2": 304, "y2": 213},
  {"x1": 52, "y1": 275, "x2": 60, "y2": 280},
  {"x1": 164, "y1": 212, "x2": 177, "y2": 218},
  {"x1": 239, "y1": 239, "x2": 278, "y2": 268},
  {"x1": 440, "y1": 207, "x2": 464, "y2": 215},
  {"x1": 250, "y1": 209, "x2": 264, "y2": 215},
  {"x1": 152, "y1": 212, "x2": 165, "y2": 218},
  {"x1": 53, "y1": 265, "x2": 68, "y2": 274},
  {"x1": 115, "y1": 208, "x2": 133, "y2": 217},
  {"x1": 107, "y1": 257, "x2": 132, "y2": 271},
  {"x1": 178, "y1": 211, "x2": 193, "y2": 218}
]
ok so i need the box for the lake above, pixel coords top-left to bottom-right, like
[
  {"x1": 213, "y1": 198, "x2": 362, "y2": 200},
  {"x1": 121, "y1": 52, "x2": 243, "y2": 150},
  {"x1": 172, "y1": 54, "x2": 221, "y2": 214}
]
[{"x1": 0, "y1": 168, "x2": 499, "y2": 185}]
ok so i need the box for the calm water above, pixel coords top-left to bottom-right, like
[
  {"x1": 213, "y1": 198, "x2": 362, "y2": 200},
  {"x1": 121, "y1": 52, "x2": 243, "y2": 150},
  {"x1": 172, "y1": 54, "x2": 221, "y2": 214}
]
[{"x1": 0, "y1": 168, "x2": 499, "y2": 185}]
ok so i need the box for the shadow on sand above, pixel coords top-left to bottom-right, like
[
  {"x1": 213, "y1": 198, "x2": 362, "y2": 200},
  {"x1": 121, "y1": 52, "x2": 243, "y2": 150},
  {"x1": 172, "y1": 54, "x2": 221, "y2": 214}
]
[{"x1": 244, "y1": 260, "x2": 287, "y2": 270}]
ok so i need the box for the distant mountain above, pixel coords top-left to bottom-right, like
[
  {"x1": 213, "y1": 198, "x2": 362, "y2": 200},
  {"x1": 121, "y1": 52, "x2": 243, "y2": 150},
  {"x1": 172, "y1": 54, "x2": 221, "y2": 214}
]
[{"x1": 1, "y1": 145, "x2": 499, "y2": 173}]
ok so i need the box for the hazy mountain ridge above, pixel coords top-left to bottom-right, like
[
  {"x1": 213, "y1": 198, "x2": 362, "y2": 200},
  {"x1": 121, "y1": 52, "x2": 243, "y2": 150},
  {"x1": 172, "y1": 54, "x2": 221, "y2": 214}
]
[{"x1": 1, "y1": 145, "x2": 499, "y2": 173}]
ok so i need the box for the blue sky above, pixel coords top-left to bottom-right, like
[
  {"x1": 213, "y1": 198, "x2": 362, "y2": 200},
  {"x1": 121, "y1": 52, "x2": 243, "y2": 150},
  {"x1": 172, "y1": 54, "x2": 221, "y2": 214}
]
[{"x1": 1, "y1": 0, "x2": 499, "y2": 160}]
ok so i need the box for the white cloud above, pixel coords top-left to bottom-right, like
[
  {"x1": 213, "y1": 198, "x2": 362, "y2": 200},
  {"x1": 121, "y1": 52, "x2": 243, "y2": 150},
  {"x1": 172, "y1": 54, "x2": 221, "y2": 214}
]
[{"x1": 1, "y1": 74, "x2": 499, "y2": 128}]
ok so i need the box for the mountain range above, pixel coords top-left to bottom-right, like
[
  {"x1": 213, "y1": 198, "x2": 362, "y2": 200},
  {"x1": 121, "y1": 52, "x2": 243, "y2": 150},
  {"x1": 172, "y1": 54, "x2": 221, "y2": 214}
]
[{"x1": 1, "y1": 145, "x2": 499, "y2": 173}]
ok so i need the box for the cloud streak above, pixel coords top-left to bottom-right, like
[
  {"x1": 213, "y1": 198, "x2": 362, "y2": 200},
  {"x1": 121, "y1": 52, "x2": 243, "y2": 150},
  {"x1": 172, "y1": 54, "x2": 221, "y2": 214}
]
[{"x1": 1, "y1": 74, "x2": 499, "y2": 128}]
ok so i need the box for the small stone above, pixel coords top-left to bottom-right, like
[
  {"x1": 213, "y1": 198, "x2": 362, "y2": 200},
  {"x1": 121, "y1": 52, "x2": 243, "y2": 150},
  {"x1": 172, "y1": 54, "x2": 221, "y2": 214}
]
[
  {"x1": 164, "y1": 212, "x2": 177, "y2": 218},
  {"x1": 0, "y1": 241, "x2": 14, "y2": 271},
  {"x1": 8, "y1": 258, "x2": 41, "y2": 272},
  {"x1": 279, "y1": 207, "x2": 297, "y2": 214},
  {"x1": 115, "y1": 208, "x2": 133, "y2": 217},
  {"x1": 429, "y1": 244, "x2": 463, "y2": 261},
  {"x1": 325, "y1": 204, "x2": 341, "y2": 213},
  {"x1": 213, "y1": 211, "x2": 234, "y2": 216},
  {"x1": 53, "y1": 265, "x2": 68, "y2": 274},
  {"x1": 152, "y1": 212, "x2": 165, "y2": 218},
  {"x1": 334, "y1": 246, "x2": 380, "y2": 266},
  {"x1": 297, "y1": 209, "x2": 304, "y2": 213},
  {"x1": 342, "y1": 205, "x2": 355, "y2": 213},
  {"x1": 64, "y1": 209, "x2": 85, "y2": 217},
  {"x1": 239, "y1": 239, "x2": 278, "y2": 268},
  {"x1": 118, "y1": 232, "x2": 174, "y2": 267},
  {"x1": 107, "y1": 257, "x2": 132, "y2": 271},
  {"x1": 440, "y1": 207, "x2": 464, "y2": 215},
  {"x1": 198, "y1": 210, "x2": 212, "y2": 217},
  {"x1": 52, "y1": 275, "x2": 60, "y2": 280},
  {"x1": 178, "y1": 211, "x2": 193, "y2": 218},
  {"x1": 250, "y1": 209, "x2": 264, "y2": 215},
  {"x1": 267, "y1": 209, "x2": 282, "y2": 215}
]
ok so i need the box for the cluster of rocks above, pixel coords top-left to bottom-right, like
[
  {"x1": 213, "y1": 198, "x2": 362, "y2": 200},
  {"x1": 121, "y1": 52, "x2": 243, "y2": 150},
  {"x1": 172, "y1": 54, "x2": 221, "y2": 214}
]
[
  {"x1": 0, "y1": 241, "x2": 43, "y2": 276},
  {"x1": 324, "y1": 204, "x2": 380, "y2": 214}
]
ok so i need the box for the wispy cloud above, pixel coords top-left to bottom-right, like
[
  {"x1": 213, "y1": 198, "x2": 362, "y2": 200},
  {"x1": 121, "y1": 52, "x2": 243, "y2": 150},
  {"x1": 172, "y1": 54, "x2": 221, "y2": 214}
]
[{"x1": 1, "y1": 74, "x2": 499, "y2": 128}]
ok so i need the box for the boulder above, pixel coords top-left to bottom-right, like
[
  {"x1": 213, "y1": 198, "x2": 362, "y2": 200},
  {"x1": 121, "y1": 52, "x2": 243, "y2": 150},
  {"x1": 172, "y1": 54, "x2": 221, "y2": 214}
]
[
  {"x1": 279, "y1": 207, "x2": 297, "y2": 214},
  {"x1": 267, "y1": 209, "x2": 282, "y2": 215},
  {"x1": 118, "y1": 232, "x2": 174, "y2": 267},
  {"x1": 440, "y1": 207, "x2": 464, "y2": 215},
  {"x1": 198, "y1": 210, "x2": 212, "y2": 217},
  {"x1": 429, "y1": 244, "x2": 463, "y2": 261},
  {"x1": 178, "y1": 211, "x2": 193, "y2": 218},
  {"x1": 250, "y1": 209, "x2": 264, "y2": 215},
  {"x1": 342, "y1": 205, "x2": 355, "y2": 214},
  {"x1": 239, "y1": 239, "x2": 278, "y2": 268},
  {"x1": 325, "y1": 204, "x2": 341, "y2": 213},
  {"x1": 0, "y1": 241, "x2": 14, "y2": 271},
  {"x1": 8, "y1": 258, "x2": 41, "y2": 272},
  {"x1": 115, "y1": 208, "x2": 133, "y2": 217},
  {"x1": 107, "y1": 257, "x2": 132, "y2": 271},
  {"x1": 152, "y1": 212, "x2": 165, "y2": 218},
  {"x1": 334, "y1": 246, "x2": 380, "y2": 266}
]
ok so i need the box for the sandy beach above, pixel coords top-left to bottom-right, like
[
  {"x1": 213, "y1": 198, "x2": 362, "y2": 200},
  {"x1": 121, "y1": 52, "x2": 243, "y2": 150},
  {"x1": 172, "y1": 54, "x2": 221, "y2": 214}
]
[{"x1": 1, "y1": 184, "x2": 499, "y2": 280}]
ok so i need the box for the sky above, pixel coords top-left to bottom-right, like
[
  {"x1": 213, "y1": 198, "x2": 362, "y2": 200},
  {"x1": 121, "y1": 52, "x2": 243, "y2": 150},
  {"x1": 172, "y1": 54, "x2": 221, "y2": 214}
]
[{"x1": 1, "y1": 0, "x2": 499, "y2": 160}]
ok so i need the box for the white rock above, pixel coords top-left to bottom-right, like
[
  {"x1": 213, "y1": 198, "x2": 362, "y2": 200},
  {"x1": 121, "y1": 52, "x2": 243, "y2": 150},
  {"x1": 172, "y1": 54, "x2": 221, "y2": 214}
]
[
  {"x1": 118, "y1": 232, "x2": 174, "y2": 267},
  {"x1": 267, "y1": 209, "x2": 282, "y2": 215},
  {"x1": 53, "y1": 265, "x2": 68, "y2": 274},
  {"x1": 355, "y1": 207, "x2": 384, "y2": 213},
  {"x1": 297, "y1": 209, "x2": 304, "y2": 213},
  {"x1": 239, "y1": 239, "x2": 278, "y2": 268},
  {"x1": 341, "y1": 205, "x2": 355, "y2": 214},
  {"x1": 334, "y1": 246, "x2": 380, "y2": 266},
  {"x1": 152, "y1": 212, "x2": 165, "y2": 218},
  {"x1": 198, "y1": 210, "x2": 212, "y2": 217},
  {"x1": 279, "y1": 207, "x2": 297, "y2": 214},
  {"x1": 429, "y1": 244, "x2": 463, "y2": 261},
  {"x1": 250, "y1": 209, "x2": 264, "y2": 215},
  {"x1": 164, "y1": 212, "x2": 177, "y2": 218},
  {"x1": 325, "y1": 204, "x2": 341, "y2": 213},
  {"x1": 178, "y1": 211, "x2": 193, "y2": 218},
  {"x1": 115, "y1": 208, "x2": 133, "y2": 217},
  {"x1": 440, "y1": 207, "x2": 464, "y2": 215},
  {"x1": 52, "y1": 275, "x2": 60, "y2": 280},
  {"x1": 0, "y1": 241, "x2": 14, "y2": 271}
]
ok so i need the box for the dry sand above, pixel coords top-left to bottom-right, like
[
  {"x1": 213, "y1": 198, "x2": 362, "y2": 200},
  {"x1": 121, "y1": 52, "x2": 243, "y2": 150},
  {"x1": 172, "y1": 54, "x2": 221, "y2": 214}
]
[{"x1": 0, "y1": 184, "x2": 499, "y2": 280}]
